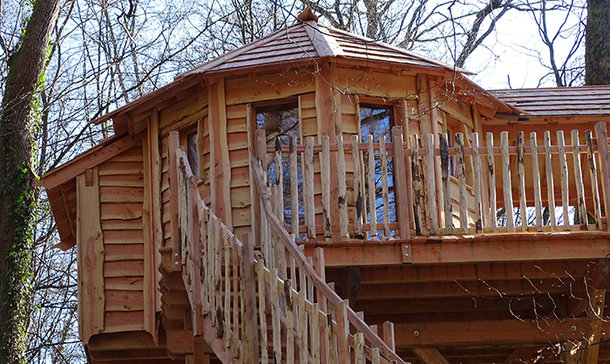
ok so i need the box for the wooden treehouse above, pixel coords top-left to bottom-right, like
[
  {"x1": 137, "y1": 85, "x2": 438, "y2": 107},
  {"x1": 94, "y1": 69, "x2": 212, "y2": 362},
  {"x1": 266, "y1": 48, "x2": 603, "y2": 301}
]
[{"x1": 40, "y1": 9, "x2": 610, "y2": 364}]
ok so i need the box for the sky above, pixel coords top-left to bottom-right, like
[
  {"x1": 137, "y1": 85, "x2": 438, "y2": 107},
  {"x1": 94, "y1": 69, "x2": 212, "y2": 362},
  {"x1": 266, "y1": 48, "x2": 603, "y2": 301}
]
[{"x1": 464, "y1": 4, "x2": 585, "y2": 90}]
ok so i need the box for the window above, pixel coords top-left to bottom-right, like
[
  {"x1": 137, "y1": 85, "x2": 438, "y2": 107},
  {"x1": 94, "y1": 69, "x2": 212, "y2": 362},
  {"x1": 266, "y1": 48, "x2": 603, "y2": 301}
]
[
  {"x1": 186, "y1": 131, "x2": 199, "y2": 178},
  {"x1": 256, "y1": 102, "x2": 302, "y2": 232},
  {"x1": 359, "y1": 103, "x2": 397, "y2": 236},
  {"x1": 359, "y1": 104, "x2": 393, "y2": 142},
  {"x1": 256, "y1": 102, "x2": 299, "y2": 144}
]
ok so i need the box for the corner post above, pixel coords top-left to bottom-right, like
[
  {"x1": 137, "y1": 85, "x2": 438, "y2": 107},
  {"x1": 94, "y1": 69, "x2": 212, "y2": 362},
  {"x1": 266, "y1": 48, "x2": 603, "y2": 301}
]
[{"x1": 594, "y1": 122, "x2": 610, "y2": 231}]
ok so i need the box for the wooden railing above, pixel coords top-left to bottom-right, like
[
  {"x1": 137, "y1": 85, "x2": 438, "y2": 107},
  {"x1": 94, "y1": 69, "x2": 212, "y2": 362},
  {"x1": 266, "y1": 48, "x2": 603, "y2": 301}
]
[
  {"x1": 258, "y1": 122, "x2": 610, "y2": 240},
  {"x1": 171, "y1": 136, "x2": 406, "y2": 363}
]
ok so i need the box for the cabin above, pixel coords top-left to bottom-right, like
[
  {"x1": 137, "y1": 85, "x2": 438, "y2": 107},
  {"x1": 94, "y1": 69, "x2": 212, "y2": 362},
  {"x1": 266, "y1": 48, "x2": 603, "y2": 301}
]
[{"x1": 40, "y1": 8, "x2": 610, "y2": 364}]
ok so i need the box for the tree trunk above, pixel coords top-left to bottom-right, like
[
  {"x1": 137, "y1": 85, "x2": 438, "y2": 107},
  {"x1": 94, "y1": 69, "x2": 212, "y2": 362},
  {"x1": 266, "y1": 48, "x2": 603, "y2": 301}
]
[
  {"x1": 0, "y1": 0, "x2": 61, "y2": 362},
  {"x1": 585, "y1": 0, "x2": 610, "y2": 85}
]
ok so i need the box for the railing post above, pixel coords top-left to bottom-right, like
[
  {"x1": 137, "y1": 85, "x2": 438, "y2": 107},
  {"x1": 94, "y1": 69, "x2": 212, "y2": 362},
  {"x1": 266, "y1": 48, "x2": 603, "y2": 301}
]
[
  {"x1": 255, "y1": 129, "x2": 267, "y2": 249},
  {"x1": 391, "y1": 126, "x2": 411, "y2": 242},
  {"x1": 594, "y1": 122, "x2": 610, "y2": 231}
]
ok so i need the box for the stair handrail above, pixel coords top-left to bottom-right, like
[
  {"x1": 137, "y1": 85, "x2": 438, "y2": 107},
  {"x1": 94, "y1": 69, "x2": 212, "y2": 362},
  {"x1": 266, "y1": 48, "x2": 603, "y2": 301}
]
[{"x1": 251, "y1": 156, "x2": 406, "y2": 364}]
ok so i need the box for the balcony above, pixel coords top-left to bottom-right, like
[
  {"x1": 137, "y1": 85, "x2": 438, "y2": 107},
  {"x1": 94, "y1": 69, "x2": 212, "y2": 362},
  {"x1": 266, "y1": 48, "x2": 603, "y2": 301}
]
[{"x1": 255, "y1": 122, "x2": 610, "y2": 249}]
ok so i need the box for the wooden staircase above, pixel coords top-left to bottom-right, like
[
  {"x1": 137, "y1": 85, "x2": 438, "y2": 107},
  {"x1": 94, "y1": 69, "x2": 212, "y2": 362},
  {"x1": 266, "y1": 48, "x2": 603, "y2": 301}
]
[{"x1": 170, "y1": 139, "x2": 406, "y2": 363}]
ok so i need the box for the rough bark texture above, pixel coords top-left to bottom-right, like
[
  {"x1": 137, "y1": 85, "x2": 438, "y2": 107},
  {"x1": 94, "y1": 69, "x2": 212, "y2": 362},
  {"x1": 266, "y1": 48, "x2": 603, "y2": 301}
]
[
  {"x1": 585, "y1": 0, "x2": 610, "y2": 85},
  {"x1": 0, "y1": 0, "x2": 61, "y2": 362}
]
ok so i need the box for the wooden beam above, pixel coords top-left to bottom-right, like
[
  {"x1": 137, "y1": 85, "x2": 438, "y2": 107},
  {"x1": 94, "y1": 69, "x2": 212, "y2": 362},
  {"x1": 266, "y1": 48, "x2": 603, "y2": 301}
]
[
  {"x1": 357, "y1": 278, "x2": 569, "y2": 300},
  {"x1": 76, "y1": 168, "x2": 105, "y2": 344},
  {"x1": 142, "y1": 134, "x2": 156, "y2": 341},
  {"x1": 208, "y1": 78, "x2": 233, "y2": 228},
  {"x1": 40, "y1": 134, "x2": 140, "y2": 190},
  {"x1": 168, "y1": 131, "x2": 181, "y2": 271},
  {"x1": 302, "y1": 235, "x2": 610, "y2": 266},
  {"x1": 343, "y1": 260, "x2": 591, "y2": 285},
  {"x1": 394, "y1": 318, "x2": 608, "y2": 347},
  {"x1": 411, "y1": 347, "x2": 450, "y2": 364},
  {"x1": 148, "y1": 109, "x2": 163, "y2": 316}
]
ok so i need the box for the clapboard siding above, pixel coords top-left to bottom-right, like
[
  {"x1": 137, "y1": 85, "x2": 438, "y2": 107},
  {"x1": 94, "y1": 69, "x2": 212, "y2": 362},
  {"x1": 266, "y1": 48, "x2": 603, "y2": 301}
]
[{"x1": 98, "y1": 146, "x2": 146, "y2": 333}]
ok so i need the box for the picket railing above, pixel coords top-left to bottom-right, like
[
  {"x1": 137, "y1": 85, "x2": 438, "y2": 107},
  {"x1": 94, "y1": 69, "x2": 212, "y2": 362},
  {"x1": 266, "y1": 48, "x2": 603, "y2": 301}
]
[
  {"x1": 258, "y1": 122, "x2": 610, "y2": 240},
  {"x1": 170, "y1": 131, "x2": 405, "y2": 363}
]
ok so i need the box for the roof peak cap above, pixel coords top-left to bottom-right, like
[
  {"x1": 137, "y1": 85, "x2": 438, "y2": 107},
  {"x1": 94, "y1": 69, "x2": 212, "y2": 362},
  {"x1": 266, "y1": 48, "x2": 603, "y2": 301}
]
[{"x1": 297, "y1": 6, "x2": 318, "y2": 22}]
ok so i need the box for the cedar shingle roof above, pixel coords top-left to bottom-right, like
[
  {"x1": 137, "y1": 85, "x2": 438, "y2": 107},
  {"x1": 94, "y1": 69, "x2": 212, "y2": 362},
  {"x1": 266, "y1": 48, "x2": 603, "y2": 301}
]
[
  {"x1": 178, "y1": 20, "x2": 460, "y2": 78},
  {"x1": 490, "y1": 86, "x2": 610, "y2": 117}
]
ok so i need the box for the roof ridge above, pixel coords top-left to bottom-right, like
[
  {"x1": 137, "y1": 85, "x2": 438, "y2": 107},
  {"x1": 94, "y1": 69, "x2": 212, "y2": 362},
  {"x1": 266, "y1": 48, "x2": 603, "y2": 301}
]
[
  {"x1": 319, "y1": 24, "x2": 465, "y2": 73},
  {"x1": 302, "y1": 20, "x2": 342, "y2": 58}
]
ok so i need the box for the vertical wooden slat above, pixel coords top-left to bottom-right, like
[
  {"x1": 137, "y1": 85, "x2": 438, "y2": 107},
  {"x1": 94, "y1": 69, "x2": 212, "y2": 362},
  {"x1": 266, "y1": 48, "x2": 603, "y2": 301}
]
[
  {"x1": 594, "y1": 122, "x2": 610, "y2": 231},
  {"x1": 517, "y1": 131, "x2": 528, "y2": 231},
  {"x1": 471, "y1": 132, "x2": 483, "y2": 232},
  {"x1": 272, "y1": 186, "x2": 287, "y2": 279},
  {"x1": 424, "y1": 133, "x2": 438, "y2": 234},
  {"x1": 242, "y1": 234, "x2": 259, "y2": 362},
  {"x1": 327, "y1": 311, "x2": 337, "y2": 364},
  {"x1": 456, "y1": 133, "x2": 468, "y2": 233},
  {"x1": 372, "y1": 348, "x2": 381, "y2": 364},
  {"x1": 311, "y1": 303, "x2": 321, "y2": 364},
  {"x1": 411, "y1": 134, "x2": 423, "y2": 235},
  {"x1": 501, "y1": 131, "x2": 515, "y2": 232},
  {"x1": 382, "y1": 321, "x2": 395, "y2": 352},
  {"x1": 530, "y1": 133, "x2": 543, "y2": 232},
  {"x1": 199, "y1": 203, "x2": 210, "y2": 313},
  {"x1": 586, "y1": 130, "x2": 603, "y2": 229},
  {"x1": 214, "y1": 217, "x2": 222, "y2": 322},
  {"x1": 231, "y1": 240, "x2": 239, "y2": 357},
  {"x1": 336, "y1": 300, "x2": 350, "y2": 364},
  {"x1": 354, "y1": 332, "x2": 365, "y2": 364},
  {"x1": 392, "y1": 126, "x2": 411, "y2": 239},
  {"x1": 367, "y1": 134, "x2": 377, "y2": 238},
  {"x1": 544, "y1": 131, "x2": 557, "y2": 229},
  {"x1": 380, "y1": 135, "x2": 391, "y2": 237},
  {"x1": 557, "y1": 130, "x2": 571, "y2": 229},
  {"x1": 256, "y1": 260, "x2": 268, "y2": 363},
  {"x1": 321, "y1": 136, "x2": 332, "y2": 237},
  {"x1": 313, "y1": 247, "x2": 328, "y2": 362},
  {"x1": 572, "y1": 130, "x2": 588, "y2": 229},
  {"x1": 351, "y1": 135, "x2": 364, "y2": 238},
  {"x1": 285, "y1": 280, "x2": 295, "y2": 364},
  {"x1": 486, "y1": 132, "x2": 497, "y2": 232},
  {"x1": 270, "y1": 268, "x2": 281, "y2": 363},
  {"x1": 290, "y1": 235, "x2": 297, "y2": 282},
  {"x1": 304, "y1": 137, "x2": 316, "y2": 238},
  {"x1": 224, "y1": 230, "x2": 231, "y2": 347},
  {"x1": 439, "y1": 133, "x2": 453, "y2": 233},
  {"x1": 207, "y1": 214, "x2": 214, "y2": 316},
  {"x1": 289, "y1": 136, "x2": 299, "y2": 237},
  {"x1": 337, "y1": 135, "x2": 349, "y2": 237},
  {"x1": 298, "y1": 289, "x2": 307, "y2": 363},
  {"x1": 307, "y1": 256, "x2": 314, "y2": 302},
  {"x1": 274, "y1": 138, "x2": 284, "y2": 216}
]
